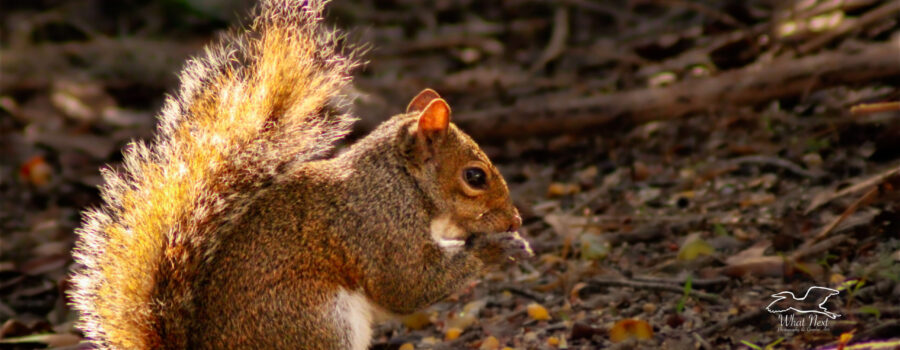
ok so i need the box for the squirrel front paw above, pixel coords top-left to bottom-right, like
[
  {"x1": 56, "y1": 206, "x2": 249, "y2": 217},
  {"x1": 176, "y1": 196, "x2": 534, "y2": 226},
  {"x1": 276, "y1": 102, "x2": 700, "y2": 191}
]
[{"x1": 466, "y1": 231, "x2": 534, "y2": 266}]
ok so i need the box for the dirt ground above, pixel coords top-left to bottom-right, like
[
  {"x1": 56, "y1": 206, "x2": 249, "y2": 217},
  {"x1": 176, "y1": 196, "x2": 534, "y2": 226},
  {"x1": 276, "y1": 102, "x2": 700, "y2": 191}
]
[{"x1": 2, "y1": 0, "x2": 899, "y2": 349}]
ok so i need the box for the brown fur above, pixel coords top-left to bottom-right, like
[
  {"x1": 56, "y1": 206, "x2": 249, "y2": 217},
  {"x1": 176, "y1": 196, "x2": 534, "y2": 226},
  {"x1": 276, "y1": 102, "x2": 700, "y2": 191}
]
[{"x1": 70, "y1": 1, "x2": 525, "y2": 349}]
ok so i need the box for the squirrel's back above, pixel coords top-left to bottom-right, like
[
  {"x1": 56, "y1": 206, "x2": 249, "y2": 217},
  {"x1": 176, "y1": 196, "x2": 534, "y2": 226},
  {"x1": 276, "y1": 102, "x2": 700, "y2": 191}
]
[{"x1": 69, "y1": 1, "x2": 359, "y2": 348}]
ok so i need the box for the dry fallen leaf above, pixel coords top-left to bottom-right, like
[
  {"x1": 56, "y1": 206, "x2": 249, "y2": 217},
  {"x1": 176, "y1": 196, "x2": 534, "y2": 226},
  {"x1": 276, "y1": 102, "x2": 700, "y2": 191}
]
[
  {"x1": 724, "y1": 241, "x2": 770, "y2": 265},
  {"x1": 609, "y1": 319, "x2": 654, "y2": 343},
  {"x1": 544, "y1": 213, "x2": 593, "y2": 238},
  {"x1": 546, "y1": 182, "x2": 580, "y2": 197},
  {"x1": 401, "y1": 311, "x2": 431, "y2": 330},
  {"x1": 720, "y1": 241, "x2": 783, "y2": 278},
  {"x1": 547, "y1": 336, "x2": 560, "y2": 346},
  {"x1": 446, "y1": 300, "x2": 485, "y2": 330},
  {"x1": 677, "y1": 233, "x2": 715, "y2": 261},
  {"x1": 444, "y1": 327, "x2": 463, "y2": 341},
  {"x1": 739, "y1": 192, "x2": 776, "y2": 208},
  {"x1": 19, "y1": 156, "x2": 52, "y2": 187},
  {"x1": 719, "y1": 255, "x2": 784, "y2": 278},
  {"x1": 580, "y1": 233, "x2": 610, "y2": 260},
  {"x1": 479, "y1": 336, "x2": 500, "y2": 350},
  {"x1": 527, "y1": 302, "x2": 551, "y2": 321}
]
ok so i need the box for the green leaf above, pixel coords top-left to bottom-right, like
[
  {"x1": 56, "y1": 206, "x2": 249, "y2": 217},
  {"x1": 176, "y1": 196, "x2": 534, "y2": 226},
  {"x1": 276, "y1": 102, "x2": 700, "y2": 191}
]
[
  {"x1": 676, "y1": 275, "x2": 693, "y2": 313},
  {"x1": 713, "y1": 223, "x2": 728, "y2": 236},
  {"x1": 678, "y1": 237, "x2": 714, "y2": 261},
  {"x1": 858, "y1": 306, "x2": 881, "y2": 320},
  {"x1": 765, "y1": 337, "x2": 784, "y2": 350},
  {"x1": 740, "y1": 340, "x2": 762, "y2": 349},
  {"x1": 580, "y1": 233, "x2": 610, "y2": 261}
]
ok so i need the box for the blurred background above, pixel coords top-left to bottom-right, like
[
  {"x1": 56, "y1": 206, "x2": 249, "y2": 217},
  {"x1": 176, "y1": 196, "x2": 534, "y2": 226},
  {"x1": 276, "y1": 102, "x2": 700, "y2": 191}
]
[{"x1": 1, "y1": 0, "x2": 899, "y2": 349}]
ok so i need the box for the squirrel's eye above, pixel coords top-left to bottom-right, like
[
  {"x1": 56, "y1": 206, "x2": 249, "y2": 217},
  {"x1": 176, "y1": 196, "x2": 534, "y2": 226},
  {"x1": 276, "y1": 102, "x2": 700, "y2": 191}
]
[{"x1": 463, "y1": 167, "x2": 487, "y2": 189}]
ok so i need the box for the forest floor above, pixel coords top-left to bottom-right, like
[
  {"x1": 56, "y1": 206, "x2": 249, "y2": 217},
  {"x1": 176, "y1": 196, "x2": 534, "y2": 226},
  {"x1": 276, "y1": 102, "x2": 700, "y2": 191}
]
[{"x1": 1, "y1": 0, "x2": 899, "y2": 349}]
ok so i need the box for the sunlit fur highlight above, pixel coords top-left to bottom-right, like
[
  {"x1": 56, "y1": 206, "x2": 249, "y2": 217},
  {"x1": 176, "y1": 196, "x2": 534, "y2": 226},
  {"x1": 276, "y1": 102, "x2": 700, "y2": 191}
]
[{"x1": 68, "y1": 1, "x2": 360, "y2": 348}]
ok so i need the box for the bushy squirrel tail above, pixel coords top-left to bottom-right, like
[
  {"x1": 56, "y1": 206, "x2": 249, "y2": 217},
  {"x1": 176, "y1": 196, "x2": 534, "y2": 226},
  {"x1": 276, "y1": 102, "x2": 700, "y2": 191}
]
[{"x1": 69, "y1": 1, "x2": 359, "y2": 348}]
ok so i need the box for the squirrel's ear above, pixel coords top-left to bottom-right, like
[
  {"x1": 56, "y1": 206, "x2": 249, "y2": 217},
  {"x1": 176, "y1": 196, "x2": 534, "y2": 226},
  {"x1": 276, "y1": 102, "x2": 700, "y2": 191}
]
[
  {"x1": 411, "y1": 99, "x2": 451, "y2": 161},
  {"x1": 417, "y1": 99, "x2": 450, "y2": 136},
  {"x1": 407, "y1": 88, "x2": 442, "y2": 114}
]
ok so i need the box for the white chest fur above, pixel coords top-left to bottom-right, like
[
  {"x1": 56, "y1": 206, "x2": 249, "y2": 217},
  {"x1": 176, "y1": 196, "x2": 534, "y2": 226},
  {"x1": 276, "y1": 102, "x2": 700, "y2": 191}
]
[
  {"x1": 430, "y1": 215, "x2": 466, "y2": 254},
  {"x1": 334, "y1": 288, "x2": 374, "y2": 350}
]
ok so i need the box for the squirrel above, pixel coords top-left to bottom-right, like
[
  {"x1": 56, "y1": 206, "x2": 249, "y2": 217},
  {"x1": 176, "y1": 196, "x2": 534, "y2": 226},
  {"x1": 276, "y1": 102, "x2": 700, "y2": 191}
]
[{"x1": 68, "y1": 0, "x2": 533, "y2": 349}]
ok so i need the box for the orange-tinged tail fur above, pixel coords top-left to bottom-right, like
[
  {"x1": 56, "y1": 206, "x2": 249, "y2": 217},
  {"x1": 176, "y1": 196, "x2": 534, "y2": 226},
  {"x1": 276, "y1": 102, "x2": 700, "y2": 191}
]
[{"x1": 69, "y1": 1, "x2": 359, "y2": 348}]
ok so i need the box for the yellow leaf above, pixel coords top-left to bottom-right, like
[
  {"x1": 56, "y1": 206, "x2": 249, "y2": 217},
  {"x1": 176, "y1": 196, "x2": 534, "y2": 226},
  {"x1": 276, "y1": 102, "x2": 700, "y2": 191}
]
[
  {"x1": 547, "y1": 336, "x2": 560, "y2": 346},
  {"x1": 547, "y1": 182, "x2": 580, "y2": 197},
  {"x1": 401, "y1": 311, "x2": 431, "y2": 330},
  {"x1": 480, "y1": 336, "x2": 500, "y2": 350},
  {"x1": 527, "y1": 303, "x2": 551, "y2": 321},
  {"x1": 445, "y1": 327, "x2": 463, "y2": 341},
  {"x1": 609, "y1": 319, "x2": 654, "y2": 343},
  {"x1": 677, "y1": 234, "x2": 714, "y2": 261}
]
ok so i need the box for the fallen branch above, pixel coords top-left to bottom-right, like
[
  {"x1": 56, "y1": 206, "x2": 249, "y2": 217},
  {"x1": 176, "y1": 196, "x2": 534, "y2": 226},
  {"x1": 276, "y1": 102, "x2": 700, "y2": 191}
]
[{"x1": 456, "y1": 39, "x2": 900, "y2": 140}]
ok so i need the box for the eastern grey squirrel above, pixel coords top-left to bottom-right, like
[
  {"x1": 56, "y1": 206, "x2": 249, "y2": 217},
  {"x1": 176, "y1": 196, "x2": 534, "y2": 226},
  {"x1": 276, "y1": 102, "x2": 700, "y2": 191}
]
[{"x1": 69, "y1": 0, "x2": 533, "y2": 348}]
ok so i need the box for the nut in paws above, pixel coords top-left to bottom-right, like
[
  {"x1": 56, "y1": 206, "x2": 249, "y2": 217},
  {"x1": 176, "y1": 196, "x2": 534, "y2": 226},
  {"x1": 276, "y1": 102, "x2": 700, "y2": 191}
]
[{"x1": 467, "y1": 231, "x2": 534, "y2": 265}]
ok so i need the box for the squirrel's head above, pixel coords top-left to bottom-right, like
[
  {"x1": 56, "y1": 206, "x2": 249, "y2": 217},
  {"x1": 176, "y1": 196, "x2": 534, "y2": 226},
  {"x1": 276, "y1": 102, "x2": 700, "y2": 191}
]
[{"x1": 400, "y1": 89, "x2": 521, "y2": 238}]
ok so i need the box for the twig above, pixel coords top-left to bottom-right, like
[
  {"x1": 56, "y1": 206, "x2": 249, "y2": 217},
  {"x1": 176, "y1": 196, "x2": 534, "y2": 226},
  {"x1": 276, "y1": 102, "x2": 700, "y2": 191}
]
[
  {"x1": 491, "y1": 283, "x2": 545, "y2": 302},
  {"x1": 726, "y1": 155, "x2": 825, "y2": 178},
  {"x1": 805, "y1": 163, "x2": 900, "y2": 214},
  {"x1": 584, "y1": 278, "x2": 720, "y2": 302},
  {"x1": 530, "y1": 6, "x2": 569, "y2": 73},
  {"x1": 805, "y1": 167, "x2": 899, "y2": 244},
  {"x1": 630, "y1": 275, "x2": 730, "y2": 288},
  {"x1": 692, "y1": 332, "x2": 714, "y2": 350},
  {"x1": 812, "y1": 186, "x2": 878, "y2": 241},
  {"x1": 851, "y1": 101, "x2": 900, "y2": 116},
  {"x1": 791, "y1": 234, "x2": 848, "y2": 261}
]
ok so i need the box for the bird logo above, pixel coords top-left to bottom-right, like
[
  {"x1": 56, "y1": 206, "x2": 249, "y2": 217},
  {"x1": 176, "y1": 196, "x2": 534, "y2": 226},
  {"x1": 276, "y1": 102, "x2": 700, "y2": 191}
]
[{"x1": 766, "y1": 286, "x2": 841, "y2": 319}]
